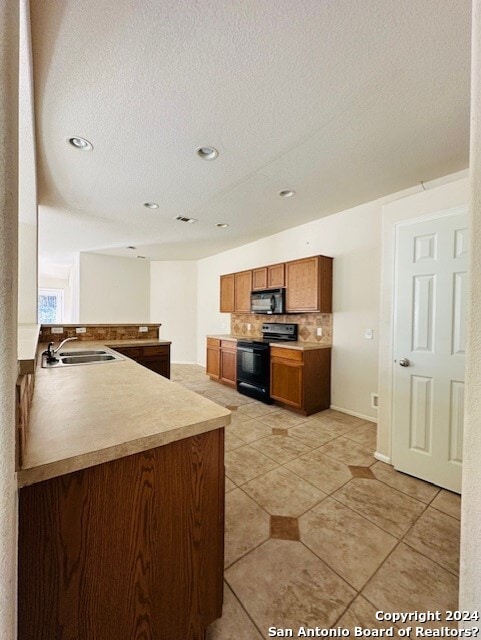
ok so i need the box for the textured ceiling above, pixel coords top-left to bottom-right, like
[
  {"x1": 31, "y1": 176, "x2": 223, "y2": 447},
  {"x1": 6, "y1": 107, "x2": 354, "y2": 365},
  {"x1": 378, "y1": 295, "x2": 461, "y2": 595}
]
[{"x1": 30, "y1": 0, "x2": 471, "y2": 262}]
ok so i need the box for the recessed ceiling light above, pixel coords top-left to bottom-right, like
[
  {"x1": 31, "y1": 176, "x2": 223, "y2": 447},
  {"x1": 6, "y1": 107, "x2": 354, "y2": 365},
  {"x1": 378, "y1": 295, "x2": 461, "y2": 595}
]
[
  {"x1": 143, "y1": 202, "x2": 159, "y2": 209},
  {"x1": 196, "y1": 146, "x2": 219, "y2": 160},
  {"x1": 68, "y1": 136, "x2": 93, "y2": 151},
  {"x1": 174, "y1": 215, "x2": 198, "y2": 224},
  {"x1": 137, "y1": 255, "x2": 146, "y2": 259},
  {"x1": 279, "y1": 189, "x2": 296, "y2": 198},
  {"x1": 216, "y1": 223, "x2": 229, "y2": 228},
  {"x1": 127, "y1": 246, "x2": 136, "y2": 250}
]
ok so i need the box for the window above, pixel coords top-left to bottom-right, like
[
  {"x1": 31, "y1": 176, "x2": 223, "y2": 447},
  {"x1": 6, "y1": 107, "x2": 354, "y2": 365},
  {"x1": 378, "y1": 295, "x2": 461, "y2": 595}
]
[{"x1": 38, "y1": 289, "x2": 63, "y2": 323}]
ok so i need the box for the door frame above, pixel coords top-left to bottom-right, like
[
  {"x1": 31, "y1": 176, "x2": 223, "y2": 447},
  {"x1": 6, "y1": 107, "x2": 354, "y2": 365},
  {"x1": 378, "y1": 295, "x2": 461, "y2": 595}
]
[{"x1": 376, "y1": 204, "x2": 468, "y2": 465}]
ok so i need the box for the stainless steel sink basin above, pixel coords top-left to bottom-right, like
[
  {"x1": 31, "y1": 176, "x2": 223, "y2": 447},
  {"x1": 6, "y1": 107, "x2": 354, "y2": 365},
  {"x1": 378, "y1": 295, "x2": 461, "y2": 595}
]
[
  {"x1": 61, "y1": 354, "x2": 117, "y2": 364},
  {"x1": 42, "y1": 348, "x2": 124, "y2": 368},
  {"x1": 59, "y1": 349, "x2": 109, "y2": 356}
]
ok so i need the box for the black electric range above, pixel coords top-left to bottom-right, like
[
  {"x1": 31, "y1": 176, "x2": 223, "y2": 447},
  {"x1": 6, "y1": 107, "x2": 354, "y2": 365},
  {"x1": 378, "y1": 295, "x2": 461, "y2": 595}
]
[{"x1": 236, "y1": 323, "x2": 298, "y2": 403}]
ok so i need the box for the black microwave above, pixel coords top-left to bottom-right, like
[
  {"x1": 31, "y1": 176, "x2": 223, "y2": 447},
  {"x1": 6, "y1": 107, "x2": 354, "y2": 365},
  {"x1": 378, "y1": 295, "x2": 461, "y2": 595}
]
[{"x1": 250, "y1": 288, "x2": 285, "y2": 315}]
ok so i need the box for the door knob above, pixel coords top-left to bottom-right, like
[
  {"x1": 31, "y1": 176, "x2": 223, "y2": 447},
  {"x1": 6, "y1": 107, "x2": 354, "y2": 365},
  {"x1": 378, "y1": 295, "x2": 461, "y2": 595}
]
[{"x1": 399, "y1": 358, "x2": 410, "y2": 367}]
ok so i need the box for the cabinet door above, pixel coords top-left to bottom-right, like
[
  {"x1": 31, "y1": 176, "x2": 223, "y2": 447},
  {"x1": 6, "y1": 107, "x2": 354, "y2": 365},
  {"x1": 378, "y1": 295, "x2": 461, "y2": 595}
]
[
  {"x1": 267, "y1": 263, "x2": 285, "y2": 288},
  {"x1": 220, "y1": 349, "x2": 237, "y2": 386},
  {"x1": 285, "y1": 256, "x2": 320, "y2": 312},
  {"x1": 252, "y1": 267, "x2": 268, "y2": 291},
  {"x1": 220, "y1": 274, "x2": 235, "y2": 312},
  {"x1": 270, "y1": 358, "x2": 304, "y2": 408},
  {"x1": 141, "y1": 356, "x2": 171, "y2": 379},
  {"x1": 206, "y1": 346, "x2": 220, "y2": 379},
  {"x1": 234, "y1": 271, "x2": 252, "y2": 313}
]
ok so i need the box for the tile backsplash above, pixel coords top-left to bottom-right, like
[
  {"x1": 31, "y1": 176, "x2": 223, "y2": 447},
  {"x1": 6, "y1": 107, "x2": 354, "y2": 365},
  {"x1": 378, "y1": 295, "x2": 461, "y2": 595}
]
[
  {"x1": 39, "y1": 324, "x2": 160, "y2": 342},
  {"x1": 231, "y1": 314, "x2": 332, "y2": 343}
]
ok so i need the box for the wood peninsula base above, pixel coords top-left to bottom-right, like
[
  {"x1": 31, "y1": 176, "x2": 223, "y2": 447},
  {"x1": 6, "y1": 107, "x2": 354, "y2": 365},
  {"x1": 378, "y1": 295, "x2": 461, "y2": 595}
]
[{"x1": 18, "y1": 428, "x2": 224, "y2": 640}]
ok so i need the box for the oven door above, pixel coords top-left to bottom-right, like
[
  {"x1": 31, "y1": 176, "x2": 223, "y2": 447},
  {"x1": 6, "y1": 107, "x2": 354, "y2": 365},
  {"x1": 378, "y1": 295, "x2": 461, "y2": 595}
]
[{"x1": 236, "y1": 343, "x2": 270, "y2": 386}]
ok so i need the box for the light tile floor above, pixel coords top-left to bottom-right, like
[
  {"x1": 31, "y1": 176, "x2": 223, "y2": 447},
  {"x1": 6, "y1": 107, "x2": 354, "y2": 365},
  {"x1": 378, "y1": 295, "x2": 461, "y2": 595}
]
[{"x1": 171, "y1": 364, "x2": 461, "y2": 640}]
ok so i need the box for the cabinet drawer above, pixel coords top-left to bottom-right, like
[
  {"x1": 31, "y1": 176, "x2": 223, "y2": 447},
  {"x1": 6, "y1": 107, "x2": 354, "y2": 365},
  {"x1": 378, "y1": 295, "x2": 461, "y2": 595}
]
[
  {"x1": 220, "y1": 340, "x2": 236, "y2": 350},
  {"x1": 142, "y1": 345, "x2": 170, "y2": 356},
  {"x1": 207, "y1": 338, "x2": 221, "y2": 348},
  {"x1": 270, "y1": 346, "x2": 303, "y2": 362}
]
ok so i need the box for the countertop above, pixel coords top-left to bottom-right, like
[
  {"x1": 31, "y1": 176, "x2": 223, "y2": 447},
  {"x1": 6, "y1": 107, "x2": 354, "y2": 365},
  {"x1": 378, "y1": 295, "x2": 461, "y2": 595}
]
[
  {"x1": 207, "y1": 334, "x2": 332, "y2": 351},
  {"x1": 18, "y1": 324, "x2": 41, "y2": 374},
  {"x1": 18, "y1": 340, "x2": 230, "y2": 488}
]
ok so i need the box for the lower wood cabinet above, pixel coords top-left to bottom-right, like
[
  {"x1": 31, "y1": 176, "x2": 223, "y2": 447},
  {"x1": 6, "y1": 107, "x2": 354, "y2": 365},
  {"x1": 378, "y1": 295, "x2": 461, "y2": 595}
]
[
  {"x1": 18, "y1": 429, "x2": 225, "y2": 640},
  {"x1": 113, "y1": 344, "x2": 171, "y2": 379},
  {"x1": 206, "y1": 338, "x2": 236, "y2": 387},
  {"x1": 270, "y1": 346, "x2": 331, "y2": 416}
]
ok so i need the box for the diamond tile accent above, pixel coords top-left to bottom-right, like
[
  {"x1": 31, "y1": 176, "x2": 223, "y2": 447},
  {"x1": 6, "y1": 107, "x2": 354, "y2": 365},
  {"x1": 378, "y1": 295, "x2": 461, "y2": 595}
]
[
  {"x1": 349, "y1": 465, "x2": 376, "y2": 479},
  {"x1": 272, "y1": 427, "x2": 288, "y2": 436},
  {"x1": 270, "y1": 515, "x2": 300, "y2": 541}
]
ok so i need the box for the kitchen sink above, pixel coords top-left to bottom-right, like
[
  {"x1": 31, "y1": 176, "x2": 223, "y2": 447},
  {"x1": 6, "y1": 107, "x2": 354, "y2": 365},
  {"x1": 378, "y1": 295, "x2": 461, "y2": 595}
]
[
  {"x1": 59, "y1": 349, "x2": 109, "y2": 356},
  {"x1": 61, "y1": 354, "x2": 117, "y2": 364},
  {"x1": 42, "y1": 348, "x2": 124, "y2": 368}
]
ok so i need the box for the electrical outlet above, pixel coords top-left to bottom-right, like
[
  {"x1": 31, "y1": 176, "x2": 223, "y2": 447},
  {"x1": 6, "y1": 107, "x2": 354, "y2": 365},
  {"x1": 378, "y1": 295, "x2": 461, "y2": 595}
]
[
  {"x1": 51, "y1": 327, "x2": 63, "y2": 334},
  {"x1": 364, "y1": 328, "x2": 374, "y2": 340},
  {"x1": 75, "y1": 327, "x2": 86, "y2": 334},
  {"x1": 247, "y1": 323, "x2": 252, "y2": 330},
  {"x1": 316, "y1": 327, "x2": 323, "y2": 337},
  {"x1": 139, "y1": 326, "x2": 148, "y2": 333},
  {"x1": 371, "y1": 393, "x2": 379, "y2": 409}
]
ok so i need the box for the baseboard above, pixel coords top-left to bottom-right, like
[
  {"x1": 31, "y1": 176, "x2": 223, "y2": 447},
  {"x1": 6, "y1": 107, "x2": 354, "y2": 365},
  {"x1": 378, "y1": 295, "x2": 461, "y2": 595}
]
[
  {"x1": 171, "y1": 360, "x2": 199, "y2": 365},
  {"x1": 374, "y1": 451, "x2": 391, "y2": 464},
  {"x1": 329, "y1": 405, "x2": 377, "y2": 424}
]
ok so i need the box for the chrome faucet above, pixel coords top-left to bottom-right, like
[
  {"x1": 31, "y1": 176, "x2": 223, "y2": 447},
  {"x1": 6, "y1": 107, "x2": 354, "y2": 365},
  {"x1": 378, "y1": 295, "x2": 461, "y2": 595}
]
[{"x1": 43, "y1": 336, "x2": 78, "y2": 362}]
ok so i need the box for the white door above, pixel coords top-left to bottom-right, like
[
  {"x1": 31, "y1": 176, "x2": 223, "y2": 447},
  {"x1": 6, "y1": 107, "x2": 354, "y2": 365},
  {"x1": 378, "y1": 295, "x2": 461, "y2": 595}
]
[{"x1": 392, "y1": 210, "x2": 468, "y2": 493}]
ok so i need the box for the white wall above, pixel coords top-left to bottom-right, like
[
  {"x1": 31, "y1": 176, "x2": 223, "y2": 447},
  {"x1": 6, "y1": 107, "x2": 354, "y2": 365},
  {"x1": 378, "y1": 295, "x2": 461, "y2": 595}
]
[
  {"x1": 79, "y1": 253, "x2": 150, "y2": 323},
  {"x1": 150, "y1": 261, "x2": 197, "y2": 363},
  {"x1": 18, "y1": 222, "x2": 37, "y2": 323},
  {"x1": 197, "y1": 200, "x2": 383, "y2": 420},
  {"x1": 377, "y1": 177, "x2": 470, "y2": 460},
  {"x1": 460, "y1": 0, "x2": 481, "y2": 613},
  {"x1": 0, "y1": 1, "x2": 18, "y2": 638}
]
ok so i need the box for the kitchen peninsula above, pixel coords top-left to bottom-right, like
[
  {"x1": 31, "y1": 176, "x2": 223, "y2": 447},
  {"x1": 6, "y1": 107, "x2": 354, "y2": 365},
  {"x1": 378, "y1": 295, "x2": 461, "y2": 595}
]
[{"x1": 17, "y1": 327, "x2": 230, "y2": 640}]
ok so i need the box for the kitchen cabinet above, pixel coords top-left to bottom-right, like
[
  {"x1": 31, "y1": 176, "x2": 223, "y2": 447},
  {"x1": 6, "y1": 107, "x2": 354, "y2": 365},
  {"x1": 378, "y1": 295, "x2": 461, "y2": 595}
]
[
  {"x1": 220, "y1": 273, "x2": 235, "y2": 312},
  {"x1": 252, "y1": 263, "x2": 285, "y2": 290},
  {"x1": 268, "y1": 263, "x2": 285, "y2": 288},
  {"x1": 219, "y1": 254, "x2": 331, "y2": 315},
  {"x1": 206, "y1": 338, "x2": 236, "y2": 387},
  {"x1": 270, "y1": 346, "x2": 331, "y2": 415},
  {"x1": 206, "y1": 338, "x2": 221, "y2": 379},
  {"x1": 18, "y1": 428, "x2": 225, "y2": 640},
  {"x1": 252, "y1": 267, "x2": 268, "y2": 290},
  {"x1": 285, "y1": 255, "x2": 332, "y2": 313},
  {"x1": 234, "y1": 270, "x2": 252, "y2": 312},
  {"x1": 113, "y1": 343, "x2": 171, "y2": 379},
  {"x1": 220, "y1": 339, "x2": 237, "y2": 386}
]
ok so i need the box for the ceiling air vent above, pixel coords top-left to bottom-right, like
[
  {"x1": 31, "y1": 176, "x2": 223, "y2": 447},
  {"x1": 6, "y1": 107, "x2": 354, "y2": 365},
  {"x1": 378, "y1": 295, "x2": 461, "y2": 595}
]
[{"x1": 174, "y1": 215, "x2": 198, "y2": 224}]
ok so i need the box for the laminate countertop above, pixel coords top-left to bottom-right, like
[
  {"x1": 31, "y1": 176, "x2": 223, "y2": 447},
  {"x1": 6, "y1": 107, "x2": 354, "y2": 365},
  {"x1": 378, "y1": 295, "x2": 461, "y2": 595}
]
[
  {"x1": 18, "y1": 340, "x2": 230, "y2": 488},
  {"x1": 207, "y1": 334, "x2": 332, "y2": 351}
]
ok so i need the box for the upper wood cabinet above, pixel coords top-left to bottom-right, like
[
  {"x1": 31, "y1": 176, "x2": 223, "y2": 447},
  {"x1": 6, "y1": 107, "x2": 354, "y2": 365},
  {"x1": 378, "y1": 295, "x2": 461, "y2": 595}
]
[
  {"x1": 252, "y1": 264, "x2": 285, "y2": 290},
  {"x1": 219, "y1": 254, "x2": 332, "y2": 314},
  {"x1": 220, "y1": 274, "x2": 235, "y2": 312},
  {"x1": 252, "y1": 267, "x2": 268, "y2": 290},
  {"x1": 268, "y1": 263, "x2": 285, "y2": 288},
  {"x1": 234, "y1": 270, "x2": 252, "y2": 313},
  {"x1": 285, "y1": 256, "x2": 332, "y2": 313}
]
